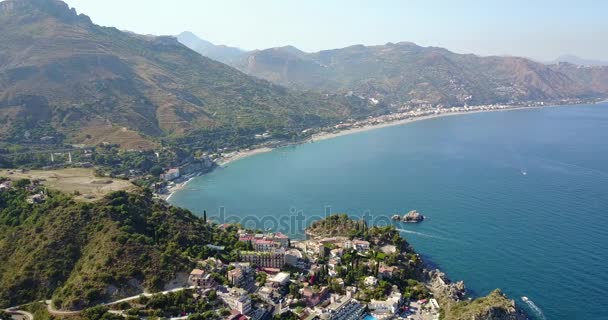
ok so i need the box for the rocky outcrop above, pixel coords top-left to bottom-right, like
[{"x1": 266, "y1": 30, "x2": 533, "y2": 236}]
[{"x1": 428, "y1": 269, "x2": 466, "y2": 301}]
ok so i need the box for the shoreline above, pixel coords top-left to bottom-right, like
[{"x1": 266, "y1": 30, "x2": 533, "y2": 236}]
[{"x1": 165, "y1": 102, "x2": 601, "y2": 201}]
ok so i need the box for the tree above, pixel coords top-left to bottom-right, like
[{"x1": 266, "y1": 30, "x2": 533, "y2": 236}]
[
  {"x1": 203, "y1": 210, "x2": 207, "y2": 223},
  {"x1": 150, "y1": 165, "x2": 163, "y2": 176}
]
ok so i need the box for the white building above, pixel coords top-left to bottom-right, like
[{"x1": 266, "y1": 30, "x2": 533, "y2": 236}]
[
  {"x1": 369, "y1": 291, "x2": 403, "y2": 316},
  {"x1": 220, "y1": 287, "x2": 252, "y2": 315},
  {"x1": 364, "y1": 276, "x2": 378, "y2": 286}
]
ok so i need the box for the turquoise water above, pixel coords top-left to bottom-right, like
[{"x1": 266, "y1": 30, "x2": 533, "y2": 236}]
[{"x1": 170, "y1": 103, "x2": 608, "y2": 319}]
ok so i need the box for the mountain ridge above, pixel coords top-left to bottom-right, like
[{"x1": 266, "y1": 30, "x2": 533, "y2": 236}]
[
  {"x1": 178, "y1": 33, "x2": 608, "y2": 107},
  {"x1": 0, "y1": 0, "x2": 372, "y2": 149}
]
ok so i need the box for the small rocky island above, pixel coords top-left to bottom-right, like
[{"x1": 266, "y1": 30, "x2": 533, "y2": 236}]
[{"x1": 393, "y1": 209, "x2": 425, "y2": 223}]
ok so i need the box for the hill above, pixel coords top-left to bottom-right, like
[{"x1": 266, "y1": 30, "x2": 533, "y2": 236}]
[
  {"x1": 229, "y1": 42, "x2": 608, "y2": 106},
  {"x1": 550, "y1": 54, "x2": 608, "y2": 67},
  {"x1": 176, "y1": 31, "x2": 246, "y2": 64},
  {"x1": 0, "y1": 0, "x2": 374, "y2": 149},
  {"x1": 0, "y1": 182, "x2": 238, "y2": 310}
]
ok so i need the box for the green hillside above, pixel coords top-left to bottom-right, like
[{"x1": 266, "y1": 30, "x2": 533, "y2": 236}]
[
  {"x1": 0, "y1": 181, "x2": 237, "y2": 310},
  {"x1": 0, "y1": 0, "x2": 376, "y2": 149}
]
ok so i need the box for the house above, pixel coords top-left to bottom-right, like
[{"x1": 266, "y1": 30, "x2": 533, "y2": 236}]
[
  {"x1": 27, "y1": 193, "x2": 46, "y2": 204},
  {"x1": 161, "y1": 168, "x2": 180, "y2": 181},
  {"x1": 369, "y1": 291, "x2": 403, "y2": 316},
  {"x1": 330, "y1": 248, "x2": 344, "y2": 258},
  {"x1": 352, "y1": 239, "x2": 370, "y2": 252},
  {"x1": 301, "y1": 286, "x2": 329, "y2": 306},
  {"x1": 364, "y1": 276, "x2": 378, "y2": 286},
  {"x1": 188, "y1": 269, "x2": 205, "y2": 286},
  {"x1": 378, "y1": 265, "x2": 397, "y2": 279}
]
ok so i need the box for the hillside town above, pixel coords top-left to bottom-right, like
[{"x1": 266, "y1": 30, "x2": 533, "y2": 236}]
[{"x1": 100, "y1": 217, "x2": 452, "y2": 320}]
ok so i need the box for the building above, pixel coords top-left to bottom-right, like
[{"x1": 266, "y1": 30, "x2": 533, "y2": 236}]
[
  {"x1": 301, "y1": 286, "x2": 329, "y2": 306},
  {"x1": 364, "y1": 276, "x2": 378, "y2": 286},
  {"x1": 161, "y1": 168, "x2": 180, "y2": 181},
  {"x1": 284, "y1": 249, "x2": 303, "y2": 267},
  {"x1": 378, "y1": 265, "x2": 397, "y2": 280},
  {"x1": 352, "y1": 239, "x2": 370, "y2": 252},
  {"x1": 369, "y1": 291, "x2": 403, "y2": 316},
  {"x1": 240, "y1": 250, "x2": 285, "y2": 269},
  {"x1": 188, "y1": 269, "x2": 205, "y2": 286},
  {"x1": 228, "y1": 262, "x2": 254, "y2": 289},
  {"x1": 274, "y1": 232, "x2": 289, "y2": 248},
  {"x1": 254, "y1": 239, "x2": 279, "y2": 252},
  {"x1": 322, "y1": 295, "x2": 365, "y2": 320},
  {"x1": 268, "y1": 272, "x2": 290, "y2": 287},
  {"x1": 219, "y1": 287, "x2": 252, "y2": 315},
  {"x1": 239, "y1": 232, "x2": 290, "y2": 250}
]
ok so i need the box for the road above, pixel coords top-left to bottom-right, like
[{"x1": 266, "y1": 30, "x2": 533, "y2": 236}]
[
  {"x1": 104, "y1": 286, "x2": 195, "y2": 306},
  {"x1": 3, "y1": 308, "x2": 34, "y2": 320},
  {"x1": 5, "y1": 287, "x2": 194, "y2": 319}
]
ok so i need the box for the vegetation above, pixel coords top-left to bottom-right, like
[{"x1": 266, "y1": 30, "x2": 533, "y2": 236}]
[
  {"x1": 231, "y1": 42, "x2": 608, "y2": 106},
  {"x1": 440, "y1": 289, "x2": 522, "y2": 320},
  {"x1": 0, "y1": 183, "x2": 238, "y2": 310},
  {"x1": 0, "y1": 0, "x2": 373, "y2": 152}
]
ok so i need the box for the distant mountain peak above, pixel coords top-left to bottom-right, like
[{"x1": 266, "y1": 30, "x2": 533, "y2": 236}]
[
  {"x1": 0, "y1": 0, "x2": 91, "y2": 24},
  {"x1": 552, "y1": 54, "x2": 608, "y2": 67},
  {"x1": 176, "y1": 31, "x2": 245, "y2": 63}
]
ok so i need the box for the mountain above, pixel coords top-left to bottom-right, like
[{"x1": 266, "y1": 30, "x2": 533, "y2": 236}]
[
  {"x1": 0, "y1": 0, "x2": 371, "y2": 149},
  {"x1": 551, "y1": 54, "x2": 608, "y2": 67},
  {"x1": 176, "y1": 31, "x2": 245, "y2": 64},
  {"x1": 231, "y1": 42, "x2": 608, "y2": 106},
  {"x1": 0, "y1": 184, "x2": 235, "y2": 309}
]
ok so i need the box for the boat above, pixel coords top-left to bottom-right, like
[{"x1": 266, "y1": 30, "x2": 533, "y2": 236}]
[{"x1": 521, "y1": 296, "x2": 529, "y2": 302}]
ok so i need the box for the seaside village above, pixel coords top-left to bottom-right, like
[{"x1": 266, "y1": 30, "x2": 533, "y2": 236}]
[{"x1": 163, "y1": 226, "x2": 444, "y2": 320}]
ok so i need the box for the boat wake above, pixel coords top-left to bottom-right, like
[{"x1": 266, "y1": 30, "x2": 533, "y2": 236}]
[
  {"x1": 396, "y1": 228, "x2": 449, "y2": 241},
  {"x1": 521, "y1": 296, "x2": 546, "y2": 320}
]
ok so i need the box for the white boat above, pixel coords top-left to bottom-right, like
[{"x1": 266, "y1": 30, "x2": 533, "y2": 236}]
[{"x1": 521, "y1": 296, "x2": 529, "y2": 302}]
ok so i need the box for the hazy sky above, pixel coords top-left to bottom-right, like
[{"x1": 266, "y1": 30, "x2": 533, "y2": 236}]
[{"x1": 62, "y1": 0, "x2": 608, "y2": 61}]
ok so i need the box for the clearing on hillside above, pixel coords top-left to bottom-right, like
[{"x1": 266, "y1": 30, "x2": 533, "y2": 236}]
[{"x1": 2, "y1": 168, "x2": 135, "y2": 201}]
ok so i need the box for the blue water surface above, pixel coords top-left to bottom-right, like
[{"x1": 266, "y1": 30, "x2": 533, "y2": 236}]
[{"x1": 170, "y1": 103, "x2": 608, "y2": 319}]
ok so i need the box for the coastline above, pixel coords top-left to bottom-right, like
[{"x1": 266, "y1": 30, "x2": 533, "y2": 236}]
[
  {"x1": 165, "y1": 102, "x2": 599, "y2": 201},
  {"x1": 210, "y1": 105, "x2": 562, "y2": 167}
]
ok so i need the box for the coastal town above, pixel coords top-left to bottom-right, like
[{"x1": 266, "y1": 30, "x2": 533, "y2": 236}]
[
  {"x1": 85, "y1": 216, "x2": 455, "y2": 320},
  {"x1": 0, "y1": 176, "x2": 525, "y2": 320}
]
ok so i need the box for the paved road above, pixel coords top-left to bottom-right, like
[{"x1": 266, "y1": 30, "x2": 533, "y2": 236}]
[
  {"x1": 105, "y1": 286, "x2": 194, "y2": 306},
  {"x1": 3, "y1": 308, "x2": 34, "y2": 320},
  {"x1": 6, "y1": 287, "x2": 194, "y2": 318}
]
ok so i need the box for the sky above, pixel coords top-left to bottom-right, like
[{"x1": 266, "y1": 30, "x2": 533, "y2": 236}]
[{"x1": 61, "y1": 0, "x2": 608, "y2": 61}]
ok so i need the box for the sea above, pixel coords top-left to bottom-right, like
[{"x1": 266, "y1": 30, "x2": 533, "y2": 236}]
[{"x1": 169, "y1": 103, "x2": 608, "y2": 319}]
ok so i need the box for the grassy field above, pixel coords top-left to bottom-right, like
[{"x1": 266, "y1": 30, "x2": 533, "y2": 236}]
[{"x1": 2, "y1": 168, "x2": 135, "y2": 201}]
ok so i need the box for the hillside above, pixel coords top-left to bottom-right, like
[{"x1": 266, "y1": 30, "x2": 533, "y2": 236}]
[
  {"x1": 0, "y1": 0, "x2": 373, "y2": 149},
  {"x1": 176, "y1": 31, "x2": 246, "y2": 64},
  {"x1": 0, "y1": 182, "x2": 237, "y2": 310},
  {"x1": 227, "y1": 42, "x2": 608, "y2": 106}
]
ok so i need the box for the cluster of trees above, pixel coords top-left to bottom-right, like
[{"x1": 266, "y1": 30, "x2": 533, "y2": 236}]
[
  {"x1": 0, "y1": 187, "x2": 240, "y2": 310},
  {"x1": 112, "y1": 289, "x2": 222, "y2": 319}
]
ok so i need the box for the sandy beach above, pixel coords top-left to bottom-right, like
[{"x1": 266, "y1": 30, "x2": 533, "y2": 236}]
[
  {"x1": 308, "y1": 106, "x2": 539, "y2": 143},
  {"x1": 216, "y1": 147, "x2": 274, "y2": 166}
]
